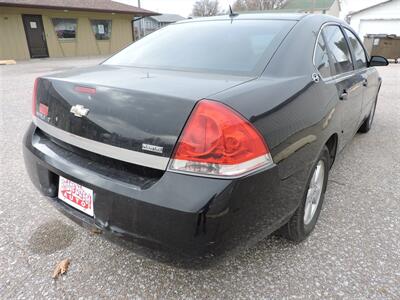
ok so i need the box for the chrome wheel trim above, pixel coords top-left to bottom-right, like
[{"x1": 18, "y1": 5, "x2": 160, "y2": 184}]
[{"x1": 304, "y1": 160, "x2": 325, "y2": 225}]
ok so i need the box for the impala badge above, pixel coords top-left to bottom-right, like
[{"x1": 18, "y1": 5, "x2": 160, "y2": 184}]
[
  {"x1": 70, "y1": 105, "x2": 90, "y2": 117},
  {"x1": 142, "y1": 143, "x2": 164, "y2": 154}
]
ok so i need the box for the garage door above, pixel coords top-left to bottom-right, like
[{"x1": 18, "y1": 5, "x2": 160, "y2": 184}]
[{"x1": 359, "y1": 19, "x2": 400, "y2": 38}]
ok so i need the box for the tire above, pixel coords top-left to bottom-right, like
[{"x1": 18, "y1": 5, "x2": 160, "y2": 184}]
[
  {"x1": 278, "y1": 146, "x2": 330, "y2": 242},
  {"x1": 359, "y1": 97, "x2": 377, "y2": 133}
]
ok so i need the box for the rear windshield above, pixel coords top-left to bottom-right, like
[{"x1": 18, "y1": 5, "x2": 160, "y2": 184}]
[{"x1": 104, "y1": 20, "x2": 296, "y2": 76}]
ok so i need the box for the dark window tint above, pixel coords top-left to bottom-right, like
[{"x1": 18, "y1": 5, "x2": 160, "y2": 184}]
[
  {"x1": 314, "y1": 34, "x2": 332, "y2": 78},
  {"x1": 104, "y1": 20, "x2": 296, "y2": 76},
  {"x1": 91, "y1": 20, "x2": 112, "y2": 40},
  {"x1": 52, "y1": 19, "x2": 77, "y2": 39},
  {"x1": 323, "y1": 25, "x2": 353, "y2": 75},
  {"x1": 344, "y1": 28, "x2": 367, "y2": 69}
]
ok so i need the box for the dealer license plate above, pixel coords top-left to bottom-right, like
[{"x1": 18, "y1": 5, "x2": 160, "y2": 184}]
[{"x1": 58, "y1": 176, "x2": 94, "y2": 216}]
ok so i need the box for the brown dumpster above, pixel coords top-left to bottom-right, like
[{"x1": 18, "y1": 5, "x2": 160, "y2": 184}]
[{"x1": 364, "y1": 34, "x2": 400, "y2": 63}]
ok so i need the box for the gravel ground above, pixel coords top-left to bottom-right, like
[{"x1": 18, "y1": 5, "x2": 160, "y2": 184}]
[{"x1": 0, "y1": 58, "x2": 399, "y2": 299}]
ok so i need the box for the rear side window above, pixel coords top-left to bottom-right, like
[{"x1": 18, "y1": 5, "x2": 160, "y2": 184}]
[
  {"x1": 104, "y1": 20, "x2": 296, "y2": 76},
  {"x1": 323, "y1": 25, "x2": 353, "y2": 75},
  {"x1": 343, "y1": 28, "x2": 368, "y2": 69},
  {"x1": 314, "y1": 34, "x2": 332, "y2": 78}
]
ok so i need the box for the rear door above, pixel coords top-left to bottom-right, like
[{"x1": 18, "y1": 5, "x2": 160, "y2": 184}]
[
  {"x1": 22, "y1": 15, "x2": 49, "y2": 58},
  {"x1": 323, "y1": 25, "x2": 363, "y2": 146}
]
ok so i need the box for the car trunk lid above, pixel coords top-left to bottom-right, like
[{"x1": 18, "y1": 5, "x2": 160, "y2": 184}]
[{"x1": 34, "y1": 65, "x2": 253, "y2": 170}]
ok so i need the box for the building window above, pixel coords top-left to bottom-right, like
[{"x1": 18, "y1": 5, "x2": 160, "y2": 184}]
[
  {"x1": 91, "y1": 20, "x2": 112, "y2": 40},
  {"x1": 52, "y1": 18, "x2": 77, "y2": 39}
]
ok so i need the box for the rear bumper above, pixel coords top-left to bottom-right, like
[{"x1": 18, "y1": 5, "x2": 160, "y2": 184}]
[{"x1": 23, "y1": 123, "x2": 286, "y2": 256}]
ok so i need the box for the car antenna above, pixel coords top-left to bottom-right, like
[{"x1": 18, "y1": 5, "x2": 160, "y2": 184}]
[{"x1": 229, "y1": 5, "x2": 239, "y2": 17}]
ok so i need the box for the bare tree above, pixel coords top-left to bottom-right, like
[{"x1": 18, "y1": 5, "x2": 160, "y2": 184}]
[
  {"x1": 192, "y1": 0, "x2": 221, "y2": 17},
  {"x1": 232, "y1": 0, "x2": 287, "y2": 11}
]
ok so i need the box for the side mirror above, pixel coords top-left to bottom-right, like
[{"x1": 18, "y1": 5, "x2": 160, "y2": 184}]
[{"x1": 369, "y1": 56, "x2": 389, "y2": 67}]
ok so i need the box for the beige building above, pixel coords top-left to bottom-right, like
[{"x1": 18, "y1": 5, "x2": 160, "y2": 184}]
[{"x1": 0, "y1": 0, "x2": 156, "y2": 60}]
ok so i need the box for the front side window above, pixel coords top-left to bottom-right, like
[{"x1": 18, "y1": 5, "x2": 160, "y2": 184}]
[
  {"x1": 52, "y1": 18, "x2": 77, "y2": 39},
  {"x1": 314, "y1": 33, "x2": 332, "y2": 78},
  {"x1": 104, "y1": 20, "x2": 297, "y2": 76},
  {"x1": 323, "y1": 25, "x2": 353, "y2": 75},
  {"x1": 344, "y1": 28, "x2": 367, "y2": 69},
  {"x1": 91, "y1": 20, "x2": 112, "y2": 40}
]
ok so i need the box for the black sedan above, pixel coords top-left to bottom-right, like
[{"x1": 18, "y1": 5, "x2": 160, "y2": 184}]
[{"x1": 23, "y1": 13, "x2": 388, "y2": 256}]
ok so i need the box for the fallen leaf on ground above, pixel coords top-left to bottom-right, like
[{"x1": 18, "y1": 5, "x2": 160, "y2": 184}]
[
  {"x1": 91, "y1": 228, "x2": 102, "y2": 235},
  {"x1": 52, "y1": 259, "x2": 70, "y2": 279}
]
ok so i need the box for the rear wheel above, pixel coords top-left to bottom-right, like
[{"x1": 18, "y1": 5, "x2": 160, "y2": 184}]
[
  {"x1": 359, "y1": 98, "x2": 377, "y2": 133},
  {"x1": 279, "y1": 146, "x2": 330, "y2": 242}
]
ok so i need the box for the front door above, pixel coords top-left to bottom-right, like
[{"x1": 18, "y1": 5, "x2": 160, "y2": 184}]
[
  {"x1": 22, "y1": 15, "x2": 49, "y2": 58},
  {"x1": 342, "y1": 27, "x2": 380, "y2": 121}
]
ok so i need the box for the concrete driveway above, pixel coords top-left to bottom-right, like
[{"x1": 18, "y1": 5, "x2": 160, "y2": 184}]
[{"x1": 0, "y1": 58, "x2": 399, "y2": 299}]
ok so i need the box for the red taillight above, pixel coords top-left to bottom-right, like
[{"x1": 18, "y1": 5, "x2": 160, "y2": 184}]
[
  {"x1": 39, "y1": 103, "x2": 49, "y2": 116},
  {"x1": 32, "y1": 78, "x2": 39, "y2": 116},
  {"x1": 169, "y1": 100, "x2": 273, "y2": 177}
]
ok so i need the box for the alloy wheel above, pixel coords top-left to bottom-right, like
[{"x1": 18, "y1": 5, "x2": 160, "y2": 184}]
[{"x1": 304, "y1": 160, "x2": 325, "y2": 225}]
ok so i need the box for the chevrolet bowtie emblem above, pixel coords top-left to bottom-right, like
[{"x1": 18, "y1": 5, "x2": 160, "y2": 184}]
[{"x1": 70, "y1": 105, "x2": 90, "y2": 117}]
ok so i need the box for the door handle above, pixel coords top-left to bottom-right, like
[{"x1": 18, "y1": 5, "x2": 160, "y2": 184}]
[
  {"x1": 363, "y1": 79, "x2": 368, "y2": 87},
  {"x1": 339, "y1": 90, "x2": 348, "y2": 101}
]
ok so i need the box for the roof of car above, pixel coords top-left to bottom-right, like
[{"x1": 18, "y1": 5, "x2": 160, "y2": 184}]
[
  {"x1": 180, "y1": 13, "x2": 307, "y2": 23},
  {"x1": 178, "y1": 13, "x2": 343, "y2": 25}
]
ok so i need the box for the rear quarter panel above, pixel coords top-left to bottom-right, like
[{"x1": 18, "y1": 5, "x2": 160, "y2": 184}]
[{"x1": 213, "y1": 15, "x2": 342, "y2": 218}]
